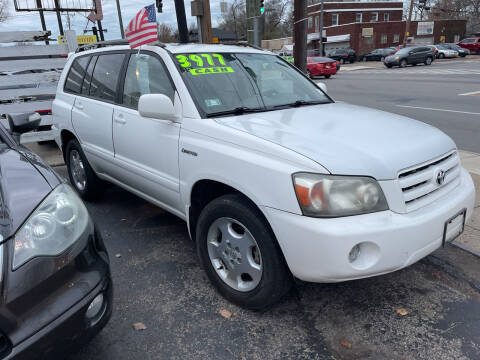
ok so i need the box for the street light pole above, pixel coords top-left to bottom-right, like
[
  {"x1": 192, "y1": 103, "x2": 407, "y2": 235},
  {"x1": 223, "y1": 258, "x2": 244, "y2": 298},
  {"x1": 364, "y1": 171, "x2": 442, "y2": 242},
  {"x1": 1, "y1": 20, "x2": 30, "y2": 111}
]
[{"x1": 319, "y1": 0, "x2": 324, "y2": 55}]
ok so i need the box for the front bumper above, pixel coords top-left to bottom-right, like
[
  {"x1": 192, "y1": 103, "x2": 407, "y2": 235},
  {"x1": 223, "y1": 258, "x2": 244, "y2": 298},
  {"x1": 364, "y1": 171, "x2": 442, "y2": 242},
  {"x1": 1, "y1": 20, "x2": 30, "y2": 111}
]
[
  {"x1": 262, "y1": 168, "x2": 475, "y2": 283},
  {"x1": 6, "y1": 278, "x2": 112, "y2": 360},
  {"x1": 3, "y1": 226, "x2": 112, "y2": 359}
]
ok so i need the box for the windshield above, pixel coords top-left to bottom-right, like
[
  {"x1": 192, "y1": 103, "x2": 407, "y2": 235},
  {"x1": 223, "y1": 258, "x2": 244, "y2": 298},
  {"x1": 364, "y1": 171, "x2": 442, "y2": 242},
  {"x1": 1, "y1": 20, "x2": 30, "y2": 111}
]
[
  {"x1": 395, "y1": 47, "x2": 412, "y2": 55},
  {"x1": 174, "y1": 52, "x2": 331, "y2": 117}
]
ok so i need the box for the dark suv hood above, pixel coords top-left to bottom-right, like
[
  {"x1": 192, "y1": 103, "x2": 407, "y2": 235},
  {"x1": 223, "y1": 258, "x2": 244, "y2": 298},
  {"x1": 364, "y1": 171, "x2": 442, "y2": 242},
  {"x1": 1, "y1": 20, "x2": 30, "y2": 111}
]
[{"x1": 0, "y1": 146, "x2": 58, "y2": 240}]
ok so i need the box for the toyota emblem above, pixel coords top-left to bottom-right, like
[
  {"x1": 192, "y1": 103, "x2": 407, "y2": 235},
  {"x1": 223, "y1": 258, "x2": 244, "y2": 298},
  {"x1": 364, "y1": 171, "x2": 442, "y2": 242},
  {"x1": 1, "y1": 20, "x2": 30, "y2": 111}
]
[{"x1": 436, "y1": 169, "x2": 446, "y2": 185}]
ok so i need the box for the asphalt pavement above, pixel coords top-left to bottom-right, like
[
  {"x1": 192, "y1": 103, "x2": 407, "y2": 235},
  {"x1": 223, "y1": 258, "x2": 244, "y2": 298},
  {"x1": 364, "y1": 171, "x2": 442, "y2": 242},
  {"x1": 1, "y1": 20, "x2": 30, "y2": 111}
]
[{"x1": 319, "y1": 57, "x2": 480, "y2": 153}]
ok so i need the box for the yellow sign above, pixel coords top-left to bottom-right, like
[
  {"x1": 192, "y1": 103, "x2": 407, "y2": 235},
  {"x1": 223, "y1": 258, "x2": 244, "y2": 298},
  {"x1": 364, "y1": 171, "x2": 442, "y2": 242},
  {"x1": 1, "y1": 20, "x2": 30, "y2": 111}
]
[
  {"x1": 58, "y1": 35, "x2": 98, "y2": 45},
  {"x1": 212, "y1": 37, "x2": 219, "y2": 44},
  {"x1": 440, "y1": 35, "x2": 445, "y2": 42},
  {"x1": 362, "y1": 28, "x2": 373, "y2": 37}
]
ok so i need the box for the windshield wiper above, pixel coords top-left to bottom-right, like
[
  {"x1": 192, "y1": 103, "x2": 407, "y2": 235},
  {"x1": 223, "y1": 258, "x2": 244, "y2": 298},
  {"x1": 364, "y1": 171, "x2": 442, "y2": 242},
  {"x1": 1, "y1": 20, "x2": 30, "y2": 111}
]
[
  {"x1": 271, "y1": 100, "x2": 328, "y2": 109},
  {"x1": 206, "y1": 106, "x2": 266, "y2": 118}
]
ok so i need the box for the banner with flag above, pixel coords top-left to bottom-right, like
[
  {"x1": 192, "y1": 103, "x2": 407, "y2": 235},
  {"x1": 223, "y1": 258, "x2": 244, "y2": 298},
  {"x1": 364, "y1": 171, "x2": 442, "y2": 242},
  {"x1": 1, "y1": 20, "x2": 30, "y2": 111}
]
[{"x1": 125, "y1": 4, "x2": 158, "y2": 49}]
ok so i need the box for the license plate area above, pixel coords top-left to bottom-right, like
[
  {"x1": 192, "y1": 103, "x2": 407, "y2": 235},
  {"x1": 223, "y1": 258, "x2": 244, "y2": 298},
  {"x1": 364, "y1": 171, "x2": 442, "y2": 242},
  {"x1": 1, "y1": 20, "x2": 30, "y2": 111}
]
[{"x1": 442, "y1": 208, "x2": 467, "y2": 247}]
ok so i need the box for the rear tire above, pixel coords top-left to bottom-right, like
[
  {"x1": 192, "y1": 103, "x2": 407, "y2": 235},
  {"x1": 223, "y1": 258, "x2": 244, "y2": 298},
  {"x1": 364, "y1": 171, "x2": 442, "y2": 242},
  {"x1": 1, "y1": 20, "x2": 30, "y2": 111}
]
[
  {"x1": 324, "y1": 74, "x2": 331, "y2": 79},
  {"x1": 439, "y1": 53, "x2": 445, "y2": 59},
  {"x1": 196, "y1": 194, "x2": 292, "y2": 310},
  {"x1": 65, "y1": 139, "x2": 105, "y2": 201},
  {"x1": 340, "y1": 58, "x2": 345, "y2": 64},
  {"x1": 380, "y1": 56, "x2": 385, "y2": 62},
  {"x1": 306, "y1": 70, "x2": 312, "y2": 78}
]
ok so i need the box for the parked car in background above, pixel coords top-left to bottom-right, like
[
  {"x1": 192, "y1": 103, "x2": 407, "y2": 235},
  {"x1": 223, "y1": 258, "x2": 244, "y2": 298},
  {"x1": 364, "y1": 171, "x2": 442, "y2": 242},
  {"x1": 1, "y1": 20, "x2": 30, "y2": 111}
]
[
  {"x1": 441, "y1": 43, "x2": 469, "y2": 57},
  {"x1": 360, "y1": 48, "x2": 395, "y2": 62},
  {"x1": 327, "y1": 48, "x2": 356, "y2": 64},
  {"x1": 54, "y1": 42, "x2": 474, "y2": 310},
  {"x1": 384, "y1": 46, "x2": 435, "y2": 68},
  {"x1": 430, "y1": 44, "x2": 458, "y2": 58},
  {"x1": 0, "y1": 113, "x2": 112, "y2": 359},
  {"x1": 306, "y1": 57, "x2": 337, "y2": 78},
  {"x1": 457, "y1": 37, "x2": 480, "y2": 54}
]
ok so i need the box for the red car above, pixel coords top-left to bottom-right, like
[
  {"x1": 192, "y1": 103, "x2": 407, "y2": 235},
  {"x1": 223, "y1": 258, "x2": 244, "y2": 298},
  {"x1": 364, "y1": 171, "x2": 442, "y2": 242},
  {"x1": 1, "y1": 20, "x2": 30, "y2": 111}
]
[
  {"x1": 457, "y1": 37, "x2": 480, "y2": 54},
  {"x1": 306, "y1": 57, "x2": 337, "y2": 79}
]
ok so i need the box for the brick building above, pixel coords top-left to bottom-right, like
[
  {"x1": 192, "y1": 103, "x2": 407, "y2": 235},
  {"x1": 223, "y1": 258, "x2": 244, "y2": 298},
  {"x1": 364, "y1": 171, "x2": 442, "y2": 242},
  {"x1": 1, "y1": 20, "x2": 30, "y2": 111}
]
[{"x1": 306, "y1": 1, "x2": 467, "y2": 55}]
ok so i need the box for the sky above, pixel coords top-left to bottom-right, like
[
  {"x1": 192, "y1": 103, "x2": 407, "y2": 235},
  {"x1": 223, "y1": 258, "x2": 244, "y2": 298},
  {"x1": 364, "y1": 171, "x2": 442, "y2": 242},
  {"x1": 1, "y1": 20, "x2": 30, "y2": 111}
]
[{"x1": 0, "y1": 0, "x2": 225, "y2": 40}]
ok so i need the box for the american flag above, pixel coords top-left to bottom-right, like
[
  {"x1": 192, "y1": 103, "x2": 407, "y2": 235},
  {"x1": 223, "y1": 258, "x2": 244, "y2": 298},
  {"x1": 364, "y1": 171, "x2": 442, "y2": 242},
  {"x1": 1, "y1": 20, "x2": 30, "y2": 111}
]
[{"x1": 125, "y1": 4, "x2": 158, "y2": 49}]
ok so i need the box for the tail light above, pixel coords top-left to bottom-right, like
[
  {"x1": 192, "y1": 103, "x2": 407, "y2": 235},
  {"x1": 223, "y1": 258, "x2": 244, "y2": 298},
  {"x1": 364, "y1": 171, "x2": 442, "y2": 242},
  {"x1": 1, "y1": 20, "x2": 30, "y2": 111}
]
[
  {"x1": 317, "y1": 63, "x2": 324, "y2": 69},
  {"x1": 35, "y1": 109, "x2": 52, "y2": 115}
]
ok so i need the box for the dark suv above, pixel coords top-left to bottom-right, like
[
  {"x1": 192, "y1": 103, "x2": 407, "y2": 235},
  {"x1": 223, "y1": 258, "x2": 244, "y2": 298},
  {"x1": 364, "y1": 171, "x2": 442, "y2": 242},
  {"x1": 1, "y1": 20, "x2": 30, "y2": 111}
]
[
  {"x1": 0, "y1": 114, "x2": 112, "y2": 359},
  {"x1": 384, "y1": 46, "x2": 435, "y2": 68},
  {"x1": 327, "y1": 48, "x2": 356, "y2": 64}
]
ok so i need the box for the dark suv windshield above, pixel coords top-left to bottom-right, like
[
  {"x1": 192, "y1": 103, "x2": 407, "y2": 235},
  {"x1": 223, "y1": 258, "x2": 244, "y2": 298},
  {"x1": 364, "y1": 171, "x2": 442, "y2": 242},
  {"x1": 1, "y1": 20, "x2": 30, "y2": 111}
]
[{"x1": 174, "y1": 52, "x2": 331, "y2": 117}]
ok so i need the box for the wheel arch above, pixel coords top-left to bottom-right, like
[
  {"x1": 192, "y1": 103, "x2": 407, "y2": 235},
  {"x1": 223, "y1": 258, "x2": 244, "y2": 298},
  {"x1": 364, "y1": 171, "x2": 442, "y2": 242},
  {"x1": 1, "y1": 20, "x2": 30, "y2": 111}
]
[
  {"x1": 60, "y1": 129, "x2": 77, "y2": 160},
  {"x1": 188, "y1": 179, "x2": 268, "y2": 243}
]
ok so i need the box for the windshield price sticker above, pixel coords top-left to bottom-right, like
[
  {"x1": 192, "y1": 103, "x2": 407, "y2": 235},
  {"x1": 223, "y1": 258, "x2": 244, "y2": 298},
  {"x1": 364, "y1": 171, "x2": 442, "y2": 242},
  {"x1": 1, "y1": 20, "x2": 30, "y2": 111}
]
[
  {"x1": 189, "y1": 67, "x2": 234, "y2": 75},
  {"x1": 176, "y1": 53, "x2": 234, "y2": 75}
]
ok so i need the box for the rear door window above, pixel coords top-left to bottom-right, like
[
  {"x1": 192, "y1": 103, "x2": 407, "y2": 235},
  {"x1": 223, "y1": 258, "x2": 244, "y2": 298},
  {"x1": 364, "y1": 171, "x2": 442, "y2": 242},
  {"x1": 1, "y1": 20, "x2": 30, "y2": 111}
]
[
  {"x1": 64, "y1": 56, "x2": 90, "y2": 94},
  {"x1": 81, "y1": 56, "x2": 97, "y2": 95},
  {"x1": 89, "y1": 53, "x2": 125, "y2": 102}
]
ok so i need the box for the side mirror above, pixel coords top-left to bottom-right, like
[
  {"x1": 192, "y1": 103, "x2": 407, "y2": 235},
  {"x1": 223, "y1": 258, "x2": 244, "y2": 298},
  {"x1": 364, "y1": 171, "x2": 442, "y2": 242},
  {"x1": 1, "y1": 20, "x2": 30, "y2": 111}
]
[
  {"x1": 7, "y1": 112, "x2": 41, "y2": 134},
  {"x1": 138, "y1": 94, "x2": 179, "y2": 122},
  {"x1": 317, "y1": 82, "x2": 327, "y2": 93}
]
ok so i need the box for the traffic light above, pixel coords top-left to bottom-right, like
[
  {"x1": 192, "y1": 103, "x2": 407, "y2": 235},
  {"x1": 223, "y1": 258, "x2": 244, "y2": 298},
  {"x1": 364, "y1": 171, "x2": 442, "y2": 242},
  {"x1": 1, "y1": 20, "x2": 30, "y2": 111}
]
[
  {"x1": 156, "y1": 0, "x2": 163, "y2": 13},
  {"x1": 260, "y1": 0, "x2": 265, "y2": 14}
]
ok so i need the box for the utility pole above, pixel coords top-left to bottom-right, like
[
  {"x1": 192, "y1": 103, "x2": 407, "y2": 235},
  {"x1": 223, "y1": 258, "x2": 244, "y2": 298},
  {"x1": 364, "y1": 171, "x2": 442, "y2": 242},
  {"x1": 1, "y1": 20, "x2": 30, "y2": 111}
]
[
  {"x1": 293, "y1": 0, "x2": 307, "y2": 72},
  {"x1": 319, "y1": 0, "x2": 324, "y2": 56},
  {"x1": 174, "y1": 0, "x2": 189, "y2": 43},
  {"x1": 97, "y1": 20, "x2": 105, "y2": 41},
  {"x1": 115, "y1": 0, "x2": 125, "y2": 38},
  {"x1": 191, "y1": 0, "x2": 212, "y2": 43},
  {"x1": 404, "y1": 0, "x2": 414, "y2": 45}
]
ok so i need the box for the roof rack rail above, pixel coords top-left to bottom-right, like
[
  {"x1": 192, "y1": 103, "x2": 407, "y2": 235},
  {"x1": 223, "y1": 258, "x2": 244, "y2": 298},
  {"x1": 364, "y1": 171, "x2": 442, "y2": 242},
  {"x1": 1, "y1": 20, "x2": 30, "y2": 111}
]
[
  {"x1": 75, "y1": 39, "x2": 166, "y2": 53},
  {"x1": 219, "y1": 41, "x2": 265, "y2": 51}
]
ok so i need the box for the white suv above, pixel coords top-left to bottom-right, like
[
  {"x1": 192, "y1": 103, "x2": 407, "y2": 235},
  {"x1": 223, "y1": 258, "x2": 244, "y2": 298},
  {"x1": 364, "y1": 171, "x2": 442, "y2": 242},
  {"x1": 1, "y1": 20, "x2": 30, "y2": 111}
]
[{"x1": 53, "y1": 42, "x2": 475, "y2": 309}]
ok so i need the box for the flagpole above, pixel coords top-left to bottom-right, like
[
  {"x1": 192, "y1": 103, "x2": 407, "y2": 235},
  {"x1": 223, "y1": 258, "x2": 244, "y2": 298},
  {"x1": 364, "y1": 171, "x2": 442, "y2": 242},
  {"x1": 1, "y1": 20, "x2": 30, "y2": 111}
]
[{"x1": 116, "y1": 0, "x2": 125, "y2": 38}]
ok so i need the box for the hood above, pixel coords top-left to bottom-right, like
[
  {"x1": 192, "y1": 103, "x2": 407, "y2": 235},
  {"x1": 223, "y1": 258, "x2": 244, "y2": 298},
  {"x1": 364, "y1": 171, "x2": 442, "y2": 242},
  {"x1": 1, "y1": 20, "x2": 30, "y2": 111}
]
[
  {"x1": 0, "y1": 147, "x2": 54, "y2": 240},
  {"x1": 214, "y1": 103, "x2": 455, "y2": 180}
]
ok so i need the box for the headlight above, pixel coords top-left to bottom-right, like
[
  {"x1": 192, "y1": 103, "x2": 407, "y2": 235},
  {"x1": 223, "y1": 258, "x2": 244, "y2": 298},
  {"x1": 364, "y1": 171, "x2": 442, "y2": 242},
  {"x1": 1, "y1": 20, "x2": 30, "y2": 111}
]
[
  {"x1": 293, "y1": 173, "x2": 388, "y2": 217},
  {"x1": 395, "y1": 56, "x2": 400, "y2": 60},
  {"x1": 13, "y1": 184, "x2": 89, "y2": 269}
]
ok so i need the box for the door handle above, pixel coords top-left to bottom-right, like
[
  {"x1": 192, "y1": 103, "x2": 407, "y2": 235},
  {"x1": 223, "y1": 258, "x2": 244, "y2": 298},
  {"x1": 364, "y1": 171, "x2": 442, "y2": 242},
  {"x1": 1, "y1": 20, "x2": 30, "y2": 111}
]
[
  {"x1": 75, "y1": 102, "x2": 83, "y2": 110},
  {"x1": 114, "y1": 114, "x2": 127, "y2": 125}
]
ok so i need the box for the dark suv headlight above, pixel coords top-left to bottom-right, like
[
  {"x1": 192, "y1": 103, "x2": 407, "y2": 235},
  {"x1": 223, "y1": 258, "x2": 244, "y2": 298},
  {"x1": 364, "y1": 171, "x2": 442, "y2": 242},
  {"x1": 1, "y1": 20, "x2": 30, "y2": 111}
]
[{"x1": 13, "y1": 184, "x2": 89, "y2": 269}]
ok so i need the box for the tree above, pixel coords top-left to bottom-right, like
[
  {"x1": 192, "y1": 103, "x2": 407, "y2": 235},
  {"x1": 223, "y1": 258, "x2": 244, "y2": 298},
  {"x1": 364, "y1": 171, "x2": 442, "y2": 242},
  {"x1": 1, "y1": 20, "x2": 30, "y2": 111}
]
[
  {"x1": 428, "y1": 0, "x2": 480, "y2": 33},
  {"x1": 263, "y1": 0, "x2": 291, "y2": 39},
  {"x1": 217, "y1": 0, "x2": 247, "y2": 40},
  {"x1": 0, "y1": 0, "x2": 9, "y2": 23},
  {"x1": 157, "y1": 24, "x2": 177, "y2": 43}
]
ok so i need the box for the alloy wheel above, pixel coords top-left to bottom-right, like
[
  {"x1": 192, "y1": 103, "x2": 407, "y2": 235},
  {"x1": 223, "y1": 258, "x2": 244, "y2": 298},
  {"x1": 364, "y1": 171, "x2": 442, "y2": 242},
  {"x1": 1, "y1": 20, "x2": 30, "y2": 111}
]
[
  {"x1": 69, "y1": 149, "x2": 87, "y2": 191},
  {"x1": 206, "y1": 217, "x2": 263, "y2": 292}
]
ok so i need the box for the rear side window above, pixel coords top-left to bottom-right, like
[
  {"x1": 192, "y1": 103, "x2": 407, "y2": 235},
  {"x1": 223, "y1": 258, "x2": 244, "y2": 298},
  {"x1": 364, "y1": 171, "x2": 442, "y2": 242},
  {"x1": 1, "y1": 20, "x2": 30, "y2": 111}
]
[
  {"x1": 89, "y1": 53, "x2": 125, "y2": 102},
  {"x1": 64, "y1": 57, "x2": 89, "y2": 94},
  {"x1": 122, "y1": 53, "x2": 175, "y2": 109},
  {"x1": 81, "y1": 56, "x2": 97, "y2": 95}
]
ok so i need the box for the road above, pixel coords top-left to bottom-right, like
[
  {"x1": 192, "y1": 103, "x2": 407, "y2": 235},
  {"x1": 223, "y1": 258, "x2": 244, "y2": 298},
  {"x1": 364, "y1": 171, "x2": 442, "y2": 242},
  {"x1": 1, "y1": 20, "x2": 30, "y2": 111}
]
[
  {"x1": 53, "y1": 164, "x2": 480, "y2": 360},
  {"x1": 320, "y1": 58, "x2": 480, "y2": 153}
]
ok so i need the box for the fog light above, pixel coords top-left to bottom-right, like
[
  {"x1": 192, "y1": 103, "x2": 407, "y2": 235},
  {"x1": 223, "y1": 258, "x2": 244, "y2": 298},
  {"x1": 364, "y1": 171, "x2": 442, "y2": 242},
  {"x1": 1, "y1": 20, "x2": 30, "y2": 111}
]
[
  {"x1": 349, "y1": 244, "x2": 361, "y2": 263},
  {"x1": 86, "y1": 293, "x2": 104, "y2": 319}
]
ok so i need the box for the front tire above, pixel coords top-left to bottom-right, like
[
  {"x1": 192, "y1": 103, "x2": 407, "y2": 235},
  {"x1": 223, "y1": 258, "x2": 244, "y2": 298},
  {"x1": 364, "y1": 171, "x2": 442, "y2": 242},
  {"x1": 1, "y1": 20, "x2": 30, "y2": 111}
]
[
  {"x1": 400, "y1": 59, "x2": 407, "y2": 68},
  {"x1": 65, "y1": 139, "x2": 105, "y2": 201},
  {"x1": 196, "y1": 194, "x2": 292, "y2": 310},
  {"x1": 324, "y1": 74, "x2": 331, "y2": 79},
  {"x1": 425, "y1": 56, "x2": 433, "y2": 65}
]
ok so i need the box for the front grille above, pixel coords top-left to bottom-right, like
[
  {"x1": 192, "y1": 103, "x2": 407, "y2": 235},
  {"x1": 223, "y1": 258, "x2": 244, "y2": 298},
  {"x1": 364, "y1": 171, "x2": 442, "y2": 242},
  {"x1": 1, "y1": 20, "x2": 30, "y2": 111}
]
[{"x1": 398, "y1": 151, "x2": 461, "y2": 212}]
